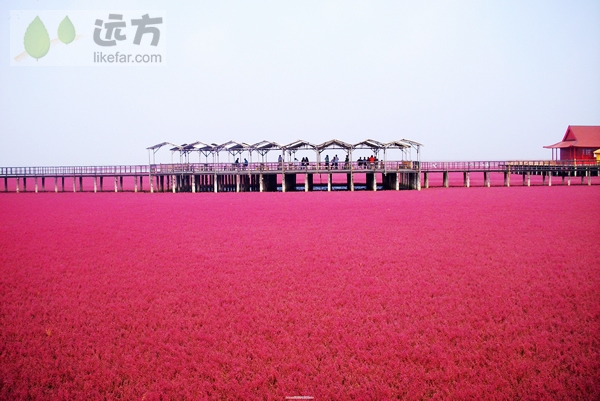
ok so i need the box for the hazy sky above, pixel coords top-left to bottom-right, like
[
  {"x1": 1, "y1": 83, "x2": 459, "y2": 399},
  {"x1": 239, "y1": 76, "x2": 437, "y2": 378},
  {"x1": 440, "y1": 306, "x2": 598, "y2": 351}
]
[{"x1": 1, "y1": 0, "x2": 599, "y2": 166}]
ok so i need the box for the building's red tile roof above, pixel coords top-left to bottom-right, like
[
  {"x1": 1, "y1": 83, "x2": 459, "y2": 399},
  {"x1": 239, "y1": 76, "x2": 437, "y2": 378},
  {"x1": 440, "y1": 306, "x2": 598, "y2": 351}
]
[{"x1": 544, "y1": 126, "x2": 600, "y2": 149}]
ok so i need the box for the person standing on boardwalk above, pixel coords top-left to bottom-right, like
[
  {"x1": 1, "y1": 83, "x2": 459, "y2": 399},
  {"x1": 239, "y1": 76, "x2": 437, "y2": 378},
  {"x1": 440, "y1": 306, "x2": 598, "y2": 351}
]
[{"x1": 325, "y1": 154, "x2": 329, "y2": 169}]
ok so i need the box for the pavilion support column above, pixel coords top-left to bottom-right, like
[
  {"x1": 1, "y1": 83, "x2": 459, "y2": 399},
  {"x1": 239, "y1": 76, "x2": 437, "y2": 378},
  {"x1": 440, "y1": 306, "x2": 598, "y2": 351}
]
[
  {"x1": 463, "y1": 172, "x2": 470, "y2": 188},
  {"x1": 424, "y1": 172, "x2": 429, "y2": 189},
  {"x1": 443, "y1": 171, "x2": 449, "y2": 188}
]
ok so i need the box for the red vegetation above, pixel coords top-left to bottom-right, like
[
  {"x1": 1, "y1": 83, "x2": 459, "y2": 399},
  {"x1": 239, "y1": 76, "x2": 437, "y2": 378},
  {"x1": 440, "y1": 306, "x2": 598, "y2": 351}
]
[{"x1": 1, "y1": 187, "x2": 599, "y2": 400}]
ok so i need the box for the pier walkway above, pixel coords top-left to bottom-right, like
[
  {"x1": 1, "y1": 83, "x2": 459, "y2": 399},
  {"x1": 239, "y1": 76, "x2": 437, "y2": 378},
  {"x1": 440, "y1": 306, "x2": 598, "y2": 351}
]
[{"x1": 0, "y1": 160, "x2": 598, "y2": 193}]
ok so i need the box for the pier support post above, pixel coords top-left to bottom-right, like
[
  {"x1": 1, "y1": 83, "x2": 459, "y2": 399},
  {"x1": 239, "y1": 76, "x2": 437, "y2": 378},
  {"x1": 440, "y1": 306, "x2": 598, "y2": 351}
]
[
  {"x1": 35, "y1": 177, "x2": 38, "y2": 193},
  {"x1": 484, "y1": 171, "x2": 490, "y2": 187},
  {"x1": 73, "y1": 177, "x2": 76, "y2": 192},
  {"x1": 305, "y1": 173, "x2": 310, "y2": 192},
  {"x1": 94, "y1": 177, "x2": 98, "y2": 193},
  {"x1": 259, "y1": 174, "x2": 264, "y2": 192},
  {"x1": 214, "y1": 174, "x2": 218, "y2": 193},
  {"x1": 4, "y1": 177, "x2": 7, "y2": 192},
  {"x1": 548, "y1": 172, "x2": 552, "y2": 187},
  {"x1": 282, "y1": 172, "x2": 286, "y2": 193},
  {"x1": 587, "y1": 170, "x2": 591, "y2": 186},
  {"x1": 327, "y1": 173, "x2": 332, "y2": 192},
  {"x1": 172, "y1": 175, "x2": 177, "y2": 193},
  {"x1": 367, "y1": 173, "x2": 377, "y2": 191},
  {"x1": 100, "y1": 177, "x2": 104, "y2": 192},
  {"x1": 16, "y1": 178, "x2": 20, "y2": 193},
  {"x1": 134, "y1": 176, "x2": 138, "y2": 193},
  {"x1": 463, "y1": 172, "x2": 470, "y2": 188},
  {"x1": 567, "y1": 173, "x2": 571, "y2": 186},
  {"x1": 54, "y1": 177, "x2": 58, "y2": 193},
  {"x1": 527, "y1": 172, "x2": 531, "y2": 187},
  {"x1": 443, "y1": 171, "x2": 449, "y2": 188},
  {"x1": 23, "y1": 177, "x2": 27, "y2": 192},
  {"x1": 80, "y1": 176, "x2": 84, "y2": 192},
  {"x1": 42, "y1": 177, "x2": 45, "y2": 192},
  {"x1": 119, "y1": 177, "x2": 123, "y2": 192},
  {"x1": 191, "y1": 175, "x2": 196, "y2": 193},
  {"x1": 62, "y1": 177, "x2": 65, "y2": 192},
  {"x1": 504, "y1": 172, "x2": 510, "y2": 187},
  {"x1": 236, "y1": 174, "x2": 240, "y2": 193},
  {"x1": 424, "y1": 172, "x2": 429, "y2": 189},
  {"x1": 114, "y1": 177, "x2": 118, "y2": 192}
]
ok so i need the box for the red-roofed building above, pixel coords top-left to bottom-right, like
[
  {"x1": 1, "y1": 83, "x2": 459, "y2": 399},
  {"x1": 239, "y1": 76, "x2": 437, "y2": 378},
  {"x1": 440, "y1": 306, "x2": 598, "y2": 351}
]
[{"x1": 544, "y1": 126, "x2": 600, "y2": 161}]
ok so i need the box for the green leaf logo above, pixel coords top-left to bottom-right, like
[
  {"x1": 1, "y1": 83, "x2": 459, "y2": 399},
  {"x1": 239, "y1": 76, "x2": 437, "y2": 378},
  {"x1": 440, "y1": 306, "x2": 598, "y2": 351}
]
[
  {"x1": 24, "y1": 16, "x2": 50, "y2": 60},
  {"x1": 57, "y1": 16, "x2": 76, "y2": 44}
]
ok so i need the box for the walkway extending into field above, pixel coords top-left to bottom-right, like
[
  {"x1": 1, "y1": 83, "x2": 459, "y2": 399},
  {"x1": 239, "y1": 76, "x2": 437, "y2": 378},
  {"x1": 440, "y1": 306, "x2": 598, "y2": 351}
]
[{"x1": 0, "y1": 160, "x2": 598, "y2": 193}]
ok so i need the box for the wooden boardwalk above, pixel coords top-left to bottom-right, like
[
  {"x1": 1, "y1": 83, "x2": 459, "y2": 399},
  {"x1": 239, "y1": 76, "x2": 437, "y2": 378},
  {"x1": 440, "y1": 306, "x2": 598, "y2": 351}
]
[{"x1": 0, "y1": 160, "x2": 598, "y2": 193}]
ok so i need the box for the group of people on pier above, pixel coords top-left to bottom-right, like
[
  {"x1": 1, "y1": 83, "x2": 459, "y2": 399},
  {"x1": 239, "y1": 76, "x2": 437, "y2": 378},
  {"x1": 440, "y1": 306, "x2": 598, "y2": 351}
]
[
  {"x1": 357, "y1": 155, "x2": 379, "y2": 168},
  {"x1": 269, "y1": 154, "x2": 382, "y2": 170}
]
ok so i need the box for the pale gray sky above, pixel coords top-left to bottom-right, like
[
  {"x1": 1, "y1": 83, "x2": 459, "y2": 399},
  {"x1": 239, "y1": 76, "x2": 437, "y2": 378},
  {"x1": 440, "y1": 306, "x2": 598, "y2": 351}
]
[{"x1": 1, "y1": 0, "x2": 599, "y2": 166}]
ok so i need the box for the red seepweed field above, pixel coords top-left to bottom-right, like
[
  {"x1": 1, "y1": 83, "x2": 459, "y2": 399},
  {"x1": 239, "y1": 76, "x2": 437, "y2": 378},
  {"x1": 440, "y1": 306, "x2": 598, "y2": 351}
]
[{"x1": 1, "y1": 187, "x2": 599, "y2": 400}]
